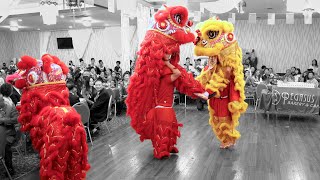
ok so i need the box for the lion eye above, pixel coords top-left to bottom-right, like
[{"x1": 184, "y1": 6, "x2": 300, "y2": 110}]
[
  {"x1": 174, "y1": 14, "x2": 182, "y2": 24},
  {"x1": 207, "y1": 30, "x2": 219, "y2": 39}
]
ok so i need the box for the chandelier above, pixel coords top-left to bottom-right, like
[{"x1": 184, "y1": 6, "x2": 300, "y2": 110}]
[{"x1": 39, "y1": 0, "x2": 59, "y2": 25}]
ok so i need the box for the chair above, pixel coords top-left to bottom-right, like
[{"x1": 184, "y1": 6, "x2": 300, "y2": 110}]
[
  {"x1": 12, "y1": 130, "x2": 25, "y2": 160},
  {"x1": 101, "y1": 95, "x2": 114, "y2": 133},
  {"x1": 245, "y1": 87, "x2": 256, "y2": 105},
  {"x1": 173, "y1": 89, "x2": 181, "y2": 106},
  {"x1": 73, "y1": 102, "x2": 93, "y2": 146},
  {"x1": 255, "y1": 83, "x2": 268, "y2": 111},
  {"x1": 0, "y1": 156, "x2": 13, "y2": 180},
  {"x1": 106, "y1": 88, "x2": 117, "y2": 117}
]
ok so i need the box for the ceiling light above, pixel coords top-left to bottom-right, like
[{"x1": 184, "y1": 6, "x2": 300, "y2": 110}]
[
  {"x1": 60, "y1": 15, "x2": 65, "y2": 18},
  {"x1": 10, "y1": 26, "x2": 19, "y2": 31},
  {"x1": 82, "y1": 19, "x2": 91, "y2": 27},
  {"x1": 37, "y1": 28, "x2": 40, "y2": 30},
  {"x1": 18, "y1": 19, "x2": 22, "y2": 22},
  {"x1": 69, "y1": 25, "x2": 73, "y2": 28}
]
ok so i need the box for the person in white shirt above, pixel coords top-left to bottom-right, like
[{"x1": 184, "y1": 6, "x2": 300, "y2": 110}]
[
  {"x1": 306, "y1": 71, "x2": 319, "y2": 88},
  {"x1": 309, "y1": 59, "x2": 319, "y2": 75},
  {"x1": 294, "y1": 68, "x2": 301, "y2": 82}
]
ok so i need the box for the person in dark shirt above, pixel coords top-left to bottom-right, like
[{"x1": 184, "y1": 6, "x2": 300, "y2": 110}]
[
  {"x1": 114, "y1": 61, "x2": 122, "y2": 79},
  {"x1": 67, "y1": 83, "x2": 80, "y2": 106},
  {"x1": 96, "y1": 60, "x2": 106, "y2": 75},
  {"x1": 90, "y1": 78, "x2": 110, "y2": 132},
  {"x1": 2, "y1": 63, "x2": 9, "y2": 74}
]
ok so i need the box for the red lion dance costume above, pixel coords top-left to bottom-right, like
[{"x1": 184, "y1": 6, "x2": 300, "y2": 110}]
[
  {"x1": 194, "y1": 18, "x2": 248, "y2": 148},
  {"x1": 126, "y1": 5, "x2": 206, "y2": 159},
  {"x1": 6, "y1": 54, "x2": 90, "y2": 179}
]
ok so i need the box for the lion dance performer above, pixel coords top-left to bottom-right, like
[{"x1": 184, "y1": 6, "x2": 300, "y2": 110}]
[
  {"x1": 6, "y1": 54, "x2": 90, "y2": 179},
  {"x1": 126, "y1": 5, "x2": 207, "y2": 159},
  {"x1": 194, "y1": 18, "x2": 248, "y2": 149}
]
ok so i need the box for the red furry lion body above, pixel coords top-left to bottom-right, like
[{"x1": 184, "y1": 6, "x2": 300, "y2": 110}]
[
  {"x1": 8, "y1": 55, "x2": 90, "y2": 179},
  {"x1": 126, "y1": 5, "x2": 205, "y2": 159}
]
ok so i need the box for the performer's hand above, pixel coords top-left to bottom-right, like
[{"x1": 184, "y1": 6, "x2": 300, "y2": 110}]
[{"x1": 194, "y1": 93, "x2": 208, "y2": 100}]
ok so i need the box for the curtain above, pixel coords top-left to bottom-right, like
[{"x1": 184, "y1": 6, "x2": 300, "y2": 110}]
[
  {"x1": 121, "y1": 12, "x2": 131, "y2": 72},
  {"x1": 39, "y1": 31, "x2": 51, "y2": 59},
  {"x1": 68, "y1": 28, "x2": 93, "y2": 59},
  {"x1": 136, "y1": 4, "x2": 150, "y2": 45}
]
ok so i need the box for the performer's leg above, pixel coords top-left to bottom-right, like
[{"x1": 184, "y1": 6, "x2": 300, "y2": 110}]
[
  {"x1": 151, "y1": 108, "x2": 180, "y2": 159},
  {"x1": 169, "y1": 121, "x2": 183, "y2": 153}
]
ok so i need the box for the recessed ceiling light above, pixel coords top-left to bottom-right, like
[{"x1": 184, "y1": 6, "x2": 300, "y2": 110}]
[
  {"x1": 69, "y1": 26, "x2": 72, "y2": 28},
  {"x1": 18, "y1": 19, "x2": 22, "y2": 22},
  {"x1": 37, "y1": 28, "x2": 40, "y2": 30},
  {"x1": 60, "y1": 15, "x2": 65, "y2": 18},
  {"x1": 82, "y1": 20, "x2": 91, "y2": 27},
  {"x1": 10, "y1": 26, "x2": 19, "y2": 31}
]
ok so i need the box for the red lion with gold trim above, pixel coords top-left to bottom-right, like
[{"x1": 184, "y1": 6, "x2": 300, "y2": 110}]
[
  {"x1": 6, "y1": 54, "x2": 90, "y2": 179},
  {"x1": 126, "y1": 5, "x2": 206, "y2": 159}
]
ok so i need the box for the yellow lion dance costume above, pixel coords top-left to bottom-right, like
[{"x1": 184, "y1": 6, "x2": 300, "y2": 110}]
[{"x1": 194, "y1": 18, "x2": 248, "y2": 148}]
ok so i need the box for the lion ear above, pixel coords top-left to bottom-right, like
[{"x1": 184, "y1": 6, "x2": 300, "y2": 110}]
[
  {"x1": 41, "y1": 54, "x2": 54, "y2": 74},
  {"x1": 17, "y1": 56, "x2": 38, "y2": 70}
]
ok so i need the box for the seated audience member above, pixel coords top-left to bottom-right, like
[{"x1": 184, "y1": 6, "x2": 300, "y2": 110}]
[
  {"x1": 106, "y1": 68, "x2": 112, "y2": 77},
  {"x1": 90, "y1": 78, "x2": 110, "y2": 131},
  {"x1": 111, "y1": 71, "x2": 118, "y2": 82},
  {"x1": 294, "y1": 68, "x2": 302, "y2": 82},
  {"x1": 90, "y1": 67, "x2": 98, "y2": 80},
  {"x1": 261, "y1": 74, "x2": 270, "y2": 85},
  {"x1": 66, "y1": 72, "x2": 75, "y2": 84},
  {"x1": 82, "y1": 68, "x2": 91, "y2": 79},
  {"x1": 290, "y1": 67, "x2": 296, "y2": 76},
  {"x1": 283, "y1": 69, "x2": 294, "y2": 82},
  {"x1": 252, "y1": 69, "x2": 262, "y2": 82},
  {"x1": 306, "y1": 71, "x2": 319, "y2": 88},
  {"x1": 261, "y1": 65, "x2": 267, "y2": 74},
  {"x1": 81, "y1": 77, "x2": 97, "y2": 106},
  {"x1": 67, "y1": 83, "x2": 80, "y2": 106},
  {"x1": 243, "y1": 63, "x2": 250, "y2": 72},
  {"x1": 249, "y1": 67, "x2": 256, "y2": 76},
  {"x1": 244, "y1": 70, "x2": 255, "y2": 87},
  {"x1": 0, "y1": 84, "x2": 19, "y2": 175},
  {"x1": 299, "y1": 71, "x2": 308, "y2": 82},
  {"x1": 99, "y1": 71, "x2": 108, "y2": 82},
  {"x1": 122, "y1": 71, "x2": 130, "y2": 90},
  {"x1": 2, "y1": 63, "x2": 9, "y2": 74},
  {"x1": 8, "y1": 61, "x2": 17, "y2": 75},
  {"x1": 110, "y1": 80, "x2": 116, "y2": 88}
]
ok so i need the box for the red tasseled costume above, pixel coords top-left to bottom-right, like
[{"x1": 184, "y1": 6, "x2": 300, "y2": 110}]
[
  {"x1": 126, "y1": 5, "x2": 205, "y2": 159},
  {"x1": 8, "y1": 55, "x2": 90, "y2": 180}
]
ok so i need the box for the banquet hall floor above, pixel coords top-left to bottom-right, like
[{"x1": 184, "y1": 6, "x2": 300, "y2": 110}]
[{"x1": 17, "y1": 105, "x2": 320, "y2": 180}]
